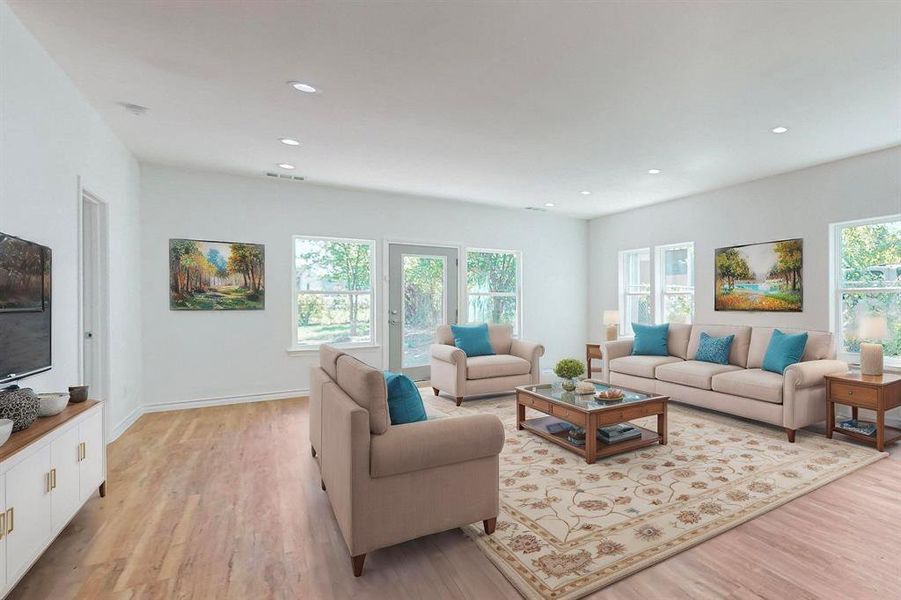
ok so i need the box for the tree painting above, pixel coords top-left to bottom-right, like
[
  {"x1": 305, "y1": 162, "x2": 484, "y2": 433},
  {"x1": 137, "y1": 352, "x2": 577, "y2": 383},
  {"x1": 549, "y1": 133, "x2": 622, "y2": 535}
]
[
  {"x1": 169, "y1": 239, "x2": 264, "y2": 310},
  {"x1": 715, "y1": 239, "x2": 802, "y2": 312},
  {"x1": 0, "y1": 233, "x2": 47, "y2": 312}
]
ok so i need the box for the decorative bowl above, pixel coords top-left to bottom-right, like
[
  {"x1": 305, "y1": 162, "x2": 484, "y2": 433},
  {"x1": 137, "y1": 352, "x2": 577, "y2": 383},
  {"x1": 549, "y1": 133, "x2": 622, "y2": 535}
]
[
  {"x1": 68, "y1": 385, "x2": 89, "y2": 403},
  {"x1": 37, "y1": 393, "x2": 70, "y2": 417},
  {"x1": 575, "y1": 380, "x2": 596, "y2": 395},
  {"x1": 595, "y1": 388, "x2": 625, "y2": 401},
  {"x1": 0, "y1": 419, "x2": 12, "y2": 447},
  {"x1": 0, "y1": 388, "x2": 39, "y2": 431}
]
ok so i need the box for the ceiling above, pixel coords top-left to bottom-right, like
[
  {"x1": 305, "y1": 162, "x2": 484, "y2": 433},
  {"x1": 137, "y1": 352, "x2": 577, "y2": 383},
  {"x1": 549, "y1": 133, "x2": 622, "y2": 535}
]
[{"x1": 9, "y1": 1, "x2": 901, "y2": 218}]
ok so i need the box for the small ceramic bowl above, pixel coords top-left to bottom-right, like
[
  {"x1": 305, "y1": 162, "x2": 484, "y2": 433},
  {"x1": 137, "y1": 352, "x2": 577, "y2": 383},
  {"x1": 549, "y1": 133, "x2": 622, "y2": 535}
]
[
  {"x1": 0, "y1": 419, "x2": 12, "y2": 446},
  {"x1": 68, "y1": 385, "x2": 89, "y2": 403},
  {"x1": 37, "y1": 393, "x2": 70, "y2": 417}
]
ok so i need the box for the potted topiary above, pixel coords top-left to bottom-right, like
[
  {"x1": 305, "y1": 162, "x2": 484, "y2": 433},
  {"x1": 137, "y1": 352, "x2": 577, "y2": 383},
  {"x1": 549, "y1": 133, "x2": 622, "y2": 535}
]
[{"x1": 554, "y1": 358, "x2": 585, "y2": 392}]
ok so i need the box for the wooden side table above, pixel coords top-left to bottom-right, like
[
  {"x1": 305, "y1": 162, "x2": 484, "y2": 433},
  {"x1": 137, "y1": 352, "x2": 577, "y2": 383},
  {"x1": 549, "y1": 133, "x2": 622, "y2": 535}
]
[
  {"x1": 824, "y1": 371, "x2": 901, "y2": 451},
  {"x1": 586, "y1": 343, "x2": 603, "y2": 378}
]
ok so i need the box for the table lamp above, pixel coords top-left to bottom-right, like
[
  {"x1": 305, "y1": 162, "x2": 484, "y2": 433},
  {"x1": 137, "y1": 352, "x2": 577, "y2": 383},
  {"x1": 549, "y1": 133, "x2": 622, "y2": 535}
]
[
  {"x1": 603, "y1": 310, "x2": 619, "y2": 341},
  {"x1": 858, "y1": 315, "x2": 888, "y2": 376}
]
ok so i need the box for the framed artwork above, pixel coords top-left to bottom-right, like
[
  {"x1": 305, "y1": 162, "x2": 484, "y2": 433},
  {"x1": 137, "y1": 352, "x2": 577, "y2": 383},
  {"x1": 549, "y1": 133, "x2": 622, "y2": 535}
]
[
  {"x1": 169, "y1": 239, "x2": 264, "y2": 310},
  {"x1": 715, "y1": 238, "x2": 802, "y2": 312}
]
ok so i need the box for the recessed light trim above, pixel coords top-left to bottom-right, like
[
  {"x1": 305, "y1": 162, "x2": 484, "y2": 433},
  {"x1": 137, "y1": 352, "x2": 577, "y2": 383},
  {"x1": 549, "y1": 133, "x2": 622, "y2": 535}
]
[
  {"x1": 288, "y1": 81, "x2": 318, "y2": 94},
  {"x1": 279, "y1": 138, "x2": 300, "y2": 146},
  {"x1": 278, "y1": 163, "x2": 295, "y2": 170},
  {"x1": 580, "y1": 190, "x2": 591, "y2": 196},
  {"x1": 771, "y1": 126, "x2": 789, "y2": 134},
  {"x1": 648, "y1": 169, "x2": 662, "y2": 175},
  {"x1": 544, "y1": 202, "x2": 556, "y2": 207}
]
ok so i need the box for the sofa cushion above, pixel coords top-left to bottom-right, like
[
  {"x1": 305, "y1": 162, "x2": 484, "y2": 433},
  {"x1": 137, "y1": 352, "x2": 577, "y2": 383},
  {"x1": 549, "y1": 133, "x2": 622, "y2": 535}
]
[
  {"x1": 711, "y1": 369, "x2": 784, "y2": 404},
  {"x1": 747, "y1": 327, "x2": 833, "y2": 368},
  {"x1": 384, "y1": 372, "x2": 427, "y2": 425},
  {"x1": 466, "y1": 354, "x2": 531, "y2": 380},
  {"x1": 694, "y1": 332, "x2": 735, "y2": 365},
  {"x1": 632, "y1": 323, "x2": 670, "y2": 356},
  {"x1": 762, "y1": 329, "x2": 808, "y2": 374},
  {"x1": 336, "y1": 354, "x2": 390, "y2": 434},
  {"x1": 609, "y1": 355, "x2": 682, "y2": 379},
  {"x1": 451, "y1": 323, "x2": 495, "y2": 357},
  {"x1": 668, "y1": 323, "x2": 693, "y2": 359},
  {"x1": 687, "y1": 325, "x2": 752, "y2": 367},
  {"x1": 655, "y1": 360, "x2": 742, "y2": 390},
  {"x1": 436, "y1": 323, "x2": 513, "y2": 354}
]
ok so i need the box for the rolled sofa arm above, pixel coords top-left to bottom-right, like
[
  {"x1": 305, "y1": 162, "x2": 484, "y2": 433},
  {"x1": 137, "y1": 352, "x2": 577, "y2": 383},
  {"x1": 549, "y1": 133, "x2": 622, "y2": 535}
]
[
  {"x1": 602, "y1": 339, "x2": 634, "y2": 360},
  {"x1": 431, "y1": 343, "x2": 465, "y2": 365},
  {"x1": 783, "y1": 360, "x2": 848, "y2": 390},
  {"x1": 510, "y1": 339, "x2": 545, "y2": 362},
  {"x1": 370, "y1": 414, "x2": 505, "y2": 478}
]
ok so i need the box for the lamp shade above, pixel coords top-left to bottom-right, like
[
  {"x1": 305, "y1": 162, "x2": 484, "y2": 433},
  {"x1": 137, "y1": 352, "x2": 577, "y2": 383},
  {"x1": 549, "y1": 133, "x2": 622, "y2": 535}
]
[
  {"x1": 603, "y1": 310, "x2": 619, "y2": 325},
  {"x1": 859, "y1": 315, "x2": 889, "y2": 341}
]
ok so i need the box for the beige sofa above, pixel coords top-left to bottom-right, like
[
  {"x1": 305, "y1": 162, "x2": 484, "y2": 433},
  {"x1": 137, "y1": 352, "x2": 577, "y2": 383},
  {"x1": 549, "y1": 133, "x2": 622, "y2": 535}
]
[
  {"x1": 309, "y1": 345, "x2": 504, "y2": 577},
  {"x1": 430, "y1": 324, "x2": 544, "y2": 405},
  {"x1": 601, "y1": 324, "x2": 847, "y2": 442}
]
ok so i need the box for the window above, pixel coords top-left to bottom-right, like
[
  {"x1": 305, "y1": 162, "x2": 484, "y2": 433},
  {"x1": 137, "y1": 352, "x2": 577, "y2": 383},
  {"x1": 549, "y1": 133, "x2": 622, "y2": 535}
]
[
  {"x1": 655, "y1": 242, "x2": 695, "y2": 324},
  {"x1": 293, "y1": 236, "x2": 375, "y2": 348},
  {"x1": 619, "y1": 248, "x2": 651, "y2": 336},
  {"x1": 832, "y1": 216, "x2": 900, "y2": 365},
  {"x1": 465, "y1": 249, "x2": 521, "y2": 334}
]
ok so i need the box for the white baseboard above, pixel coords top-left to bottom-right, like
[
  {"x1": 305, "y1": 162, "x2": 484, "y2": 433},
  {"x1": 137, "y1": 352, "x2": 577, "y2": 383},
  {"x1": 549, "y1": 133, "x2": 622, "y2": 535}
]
[
  {"x1": 142, "y1": 388, "x2": 309, "y2": 414},
  {"x1": 110, "y1": 404, "x2": 144, "y2": 442}
]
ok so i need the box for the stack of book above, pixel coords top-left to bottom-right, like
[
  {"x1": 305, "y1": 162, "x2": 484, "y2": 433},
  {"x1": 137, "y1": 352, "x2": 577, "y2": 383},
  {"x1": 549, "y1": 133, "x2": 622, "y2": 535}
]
[
  {"x1": 838, "y1": 418, "x2": 877, "y2": 437},
  {"x1": 598, "y1": 423, "x2": 641, "y2": 444}
]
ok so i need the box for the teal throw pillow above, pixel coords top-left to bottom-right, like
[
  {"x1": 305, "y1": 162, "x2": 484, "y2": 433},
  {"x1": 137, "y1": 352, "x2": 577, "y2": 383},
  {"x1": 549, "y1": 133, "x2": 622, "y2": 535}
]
[
  {"x1": 694, "y1": 331, "x2": 735, "y2": 365},
  {"x1": 631, "y1": 323, "x2": 669, "y2": 356},
  {"x1": 383, "y1": 372, "x2": 427, "y2": 425},
  {"x1": 451, "y1": 323, "x2": 495, "y2": 357},
  {"x1": 762, "y1": 329, "x2": 808, "y2": 374}
]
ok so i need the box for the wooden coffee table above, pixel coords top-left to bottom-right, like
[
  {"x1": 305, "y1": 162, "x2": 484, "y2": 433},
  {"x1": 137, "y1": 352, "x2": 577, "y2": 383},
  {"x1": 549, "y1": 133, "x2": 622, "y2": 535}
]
[{"x1": 516, "y1": 381, "x2": 668, "y2": 463}]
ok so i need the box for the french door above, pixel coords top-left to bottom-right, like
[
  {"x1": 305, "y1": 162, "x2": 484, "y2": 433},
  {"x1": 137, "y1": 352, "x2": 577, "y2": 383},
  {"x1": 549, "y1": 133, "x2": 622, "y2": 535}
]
[{"x1": 387, "y1": 244, "x2": 459, "y2": 380}]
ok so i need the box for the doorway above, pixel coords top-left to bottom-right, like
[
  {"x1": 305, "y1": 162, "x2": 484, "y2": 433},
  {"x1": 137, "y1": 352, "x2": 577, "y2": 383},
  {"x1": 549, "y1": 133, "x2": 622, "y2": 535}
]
[
  {"x1": 80, "y1": 191, "x2": 109, "y2": 404},
  {"x1": 387, "y1": 244, "x2": 459, "y2": 380}
]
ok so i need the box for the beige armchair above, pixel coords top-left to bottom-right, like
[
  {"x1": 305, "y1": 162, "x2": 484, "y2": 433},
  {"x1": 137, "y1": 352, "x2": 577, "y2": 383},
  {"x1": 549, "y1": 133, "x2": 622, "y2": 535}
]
[
  {"x1": 430, "y1": 324, "x2": 544, "y2": 405},
  {"x1": 312, "y1": 345, "x2": 505, "y2": 577}
]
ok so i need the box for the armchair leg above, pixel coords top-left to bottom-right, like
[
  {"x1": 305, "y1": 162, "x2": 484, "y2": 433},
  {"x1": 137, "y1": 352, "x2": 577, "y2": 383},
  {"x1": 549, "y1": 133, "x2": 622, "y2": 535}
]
[
  {"x1": 432, "y1": 387, "x2": 439, "y2": 396},
  {"x1": 784, "y1": 428, "x2": 796, "y2": 443},
  {"x1": 351, "y1": 554, "x2": 366, "y2": 577},
  {"x1": 456, "y1": 397, "x2": 464, "y2": 406},
  {"x1": 321, "y1": 479, "x2": 326, "y2": 491},
  {"x1": 483, "y1": 517, "x2": 497, "y2": 535}
]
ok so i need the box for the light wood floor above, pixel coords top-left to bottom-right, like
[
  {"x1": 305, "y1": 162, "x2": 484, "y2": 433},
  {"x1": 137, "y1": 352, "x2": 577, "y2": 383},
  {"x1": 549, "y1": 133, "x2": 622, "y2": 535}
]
[{"x1": 9, "y1": 397, "x2": 901, "y2": 599}]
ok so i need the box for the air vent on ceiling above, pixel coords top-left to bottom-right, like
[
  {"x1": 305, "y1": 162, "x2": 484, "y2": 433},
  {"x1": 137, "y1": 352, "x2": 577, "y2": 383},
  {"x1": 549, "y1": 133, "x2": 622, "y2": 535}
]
[
  {"x1": 265, "y1": 172, "x2": 305, "y2": 181},
  {"x1": 524, "y1": 206, "x2": 547, "y2": 212}
]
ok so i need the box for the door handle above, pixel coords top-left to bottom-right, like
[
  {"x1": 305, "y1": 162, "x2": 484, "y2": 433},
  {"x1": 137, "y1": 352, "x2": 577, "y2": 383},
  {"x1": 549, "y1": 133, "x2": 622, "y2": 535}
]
[{"x1": 389, "y1": 319, "x2": 401, "y2": 326}]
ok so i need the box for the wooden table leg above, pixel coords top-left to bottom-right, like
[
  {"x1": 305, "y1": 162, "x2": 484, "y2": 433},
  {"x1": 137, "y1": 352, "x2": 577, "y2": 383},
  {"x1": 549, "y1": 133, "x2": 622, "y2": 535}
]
[
  {"x1": 826, "y1": 400, "x2": 834, "y2": 439},
  {"x1": 585, "y1": 413, "x2": 597, "y2": 464},
  {"x1": 851, "y1": 406, "x2": 859, "y2": 420},
  {"x1": 658, "y1": 404, "x2": 667, "y2": 445},
  {"x1": 876, "y1": 407, "x2": 885, "y2": 452},
  {"x1": 516, "y1": 397, "x2": 525, "y2": 431}
]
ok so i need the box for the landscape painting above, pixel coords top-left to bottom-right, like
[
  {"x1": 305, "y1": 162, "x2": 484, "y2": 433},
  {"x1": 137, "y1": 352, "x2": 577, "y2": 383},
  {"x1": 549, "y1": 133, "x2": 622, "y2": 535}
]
[
  {"x1": 169, "y1": 239, "x2": 264, "y2": 310},
  {"x1": 0, "y1": 233, "x2": 49, "y2": 312},
  {"x1": 715, "y1": 238, "x2": 802, "y2": 312}
]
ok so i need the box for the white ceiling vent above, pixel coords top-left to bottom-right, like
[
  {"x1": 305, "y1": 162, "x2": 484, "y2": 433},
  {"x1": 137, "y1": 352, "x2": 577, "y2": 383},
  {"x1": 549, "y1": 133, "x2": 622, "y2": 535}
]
[{"x1": 265, "y1": 172, "x2": 305, "y2": 181}]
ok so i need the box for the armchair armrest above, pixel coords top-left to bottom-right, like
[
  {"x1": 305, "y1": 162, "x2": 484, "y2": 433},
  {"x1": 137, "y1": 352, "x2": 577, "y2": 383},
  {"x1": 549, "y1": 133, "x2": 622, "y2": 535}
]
[
  {"x1": 783, "y1": 360, "x2": 848, "y2": 389},
  {"x1": 431, "y1": 343, "x2": 465, "y2": 365},
  {"x1": 510, "y1": 339, "x2": 545, "y2": 362},
  {"x1": 370, "y1": 414, "x2": 504, "y2": 478}
]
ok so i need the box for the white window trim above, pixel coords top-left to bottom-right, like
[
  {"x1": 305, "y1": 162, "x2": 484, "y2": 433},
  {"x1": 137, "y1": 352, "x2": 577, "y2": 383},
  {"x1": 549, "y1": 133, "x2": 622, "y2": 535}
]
[
  {"x1": 290, "y1": 235, "x2": 377, "y2": 351},
  {"x1": 618, "y1": 247, "x2": 651, "y2": 336},
  {"x1": 464, "y1": 247, "x2": 523, "y2": 336},
  {"x1": 654, "y1": 242, "x2": 695, "y2": 324},
  {"x1": 829, "y1": 214, "x2": 901, "y2": 368}
]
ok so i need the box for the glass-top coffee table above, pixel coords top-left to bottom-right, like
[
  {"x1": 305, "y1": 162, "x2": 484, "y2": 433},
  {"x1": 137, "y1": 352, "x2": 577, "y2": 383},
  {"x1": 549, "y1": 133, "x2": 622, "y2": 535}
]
[{"x1": 516, "y1": 380, "x2": 668, "y2": 463}]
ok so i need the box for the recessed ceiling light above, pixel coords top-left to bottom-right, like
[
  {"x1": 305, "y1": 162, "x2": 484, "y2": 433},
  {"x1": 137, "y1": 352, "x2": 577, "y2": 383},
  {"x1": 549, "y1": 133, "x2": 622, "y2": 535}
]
[
  {"x1": 288, "y1": 81, "x2": 317, "y2": 94},
  {"x1": 279, "y1": 138, "x2": 300, "y2": 146},
  {"x1": 771, "y1": 126, "x2": 789, "y2": 134},
  {"x1": 278, "y1": 163, "x2": 295, "y2": 170},
  {"x1": 580, "y1": 190, "x2": 592, "y2": 196},
  {"x1": 648, "y1": 169, "x2": 662, "y2": 174},
  {"x1": 544, "y1": 202, "x2": 556, "y2": 207}
]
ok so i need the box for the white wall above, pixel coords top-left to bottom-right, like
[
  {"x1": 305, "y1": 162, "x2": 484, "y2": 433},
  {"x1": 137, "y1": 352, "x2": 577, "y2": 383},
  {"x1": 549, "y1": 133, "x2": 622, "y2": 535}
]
[
  {"x1": 588, "y1": 146, "x2": 901, "y2": 340},
  {"x1": 140, "y1": 165, "x2": 588, "y2": 408},
  {"x1": 0, "y1": 1, "x2": 143, "y2": 436}
]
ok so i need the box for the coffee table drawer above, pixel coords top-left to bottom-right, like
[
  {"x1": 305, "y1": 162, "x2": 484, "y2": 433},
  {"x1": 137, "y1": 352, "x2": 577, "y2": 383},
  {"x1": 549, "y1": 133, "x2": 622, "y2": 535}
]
[
  {"x1": 520, "y1": 395, "x2": 551, "y2": 413},
  {"x1": 830, "y1": 382, "x2": 877, "y2": 408},
  {"x1": 551, "y1": 404, "x2": 584, "y2": 424}
]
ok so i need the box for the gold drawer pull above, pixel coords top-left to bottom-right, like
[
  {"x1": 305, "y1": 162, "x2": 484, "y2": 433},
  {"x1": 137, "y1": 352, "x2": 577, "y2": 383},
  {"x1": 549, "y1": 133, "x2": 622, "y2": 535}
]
[
  {"x1": 0, "y1": 512, "x2": 5, "y2": 540},
  {"x1": 51, "y1": 468, "x2": 57, "y2": 490},
  {"x1": 78, "y1": 442, "x2": 87, "y2": 461},
  {"x1": 6, "y1": 508, "x2": 13, "y2": 534}
]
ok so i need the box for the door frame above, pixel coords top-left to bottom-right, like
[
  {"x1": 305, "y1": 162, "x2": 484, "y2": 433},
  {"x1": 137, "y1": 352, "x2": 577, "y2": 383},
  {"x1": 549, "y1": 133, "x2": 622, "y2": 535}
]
[
  {"x1": 77, "y1": 179, "x2": 111, "y2": 442},
  {"x1": 381, "y1": 238, "x2": 464, "y2": 375}
]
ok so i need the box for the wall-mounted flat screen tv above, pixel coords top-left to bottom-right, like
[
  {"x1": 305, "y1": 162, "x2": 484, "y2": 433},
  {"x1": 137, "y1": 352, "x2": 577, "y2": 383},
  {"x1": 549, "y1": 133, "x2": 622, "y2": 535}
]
[{"x1": 0, "y1": 232, "x2": 52, "y2": 384}]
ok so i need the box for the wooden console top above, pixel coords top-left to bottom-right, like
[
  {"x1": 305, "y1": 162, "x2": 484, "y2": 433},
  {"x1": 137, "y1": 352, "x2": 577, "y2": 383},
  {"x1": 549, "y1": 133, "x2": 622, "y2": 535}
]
[{"x1": 0, "y1": 399, "x2": 100, "y2": 462}]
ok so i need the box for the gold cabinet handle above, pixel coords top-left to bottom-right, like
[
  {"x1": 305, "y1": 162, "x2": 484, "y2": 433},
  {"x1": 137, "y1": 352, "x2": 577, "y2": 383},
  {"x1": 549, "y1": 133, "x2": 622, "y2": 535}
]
[
  {"x1": 47, "y1": 471, "x2": 52, "y2": 493},
  {"x1": 0, "y1": 512, "x2": 5, "y2": 540},
  {"x1": 6, "y1": 508, "x2": 12, "y2": 534},
  {"x1": 78, "y1": 441, "x2": 87, "y2": 461},
  {"x1": 50, "y1": 468, "x2": 57, "y2": 490}
]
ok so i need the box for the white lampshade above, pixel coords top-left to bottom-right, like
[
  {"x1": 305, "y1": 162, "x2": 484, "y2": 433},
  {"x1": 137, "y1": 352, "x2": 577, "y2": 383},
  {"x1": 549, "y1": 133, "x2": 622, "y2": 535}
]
[
  {"x1": 603, "y1": 310, "x2": 619, "y2": 325},
  {"x1": 859, "y1": 315, "x2": 889, "y2": 341}
]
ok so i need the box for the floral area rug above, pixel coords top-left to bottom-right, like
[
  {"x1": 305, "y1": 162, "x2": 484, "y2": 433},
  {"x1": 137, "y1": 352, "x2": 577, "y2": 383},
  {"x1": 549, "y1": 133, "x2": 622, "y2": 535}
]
[{"x1": 421, "y1": 392, "x2": 885, "y2": 600}]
